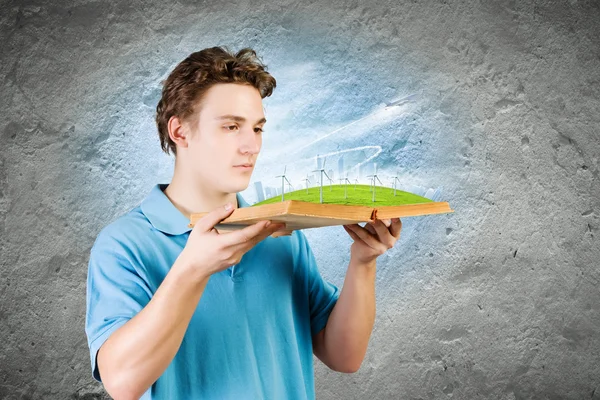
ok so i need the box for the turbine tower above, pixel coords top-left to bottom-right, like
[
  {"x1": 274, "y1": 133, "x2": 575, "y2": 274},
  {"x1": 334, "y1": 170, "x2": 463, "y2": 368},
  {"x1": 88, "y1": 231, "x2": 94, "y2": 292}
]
[
  {"x1": 311, "y1": 156, "x2": 332, "y2": 204},
  {"x1": 275, "y1": 165, "x2": 293, "y2": 201},
  {"x1": 391, "y1": 171, "x2": 401, "y2": 196},
  {"x1": 338, "y1": 171, "x2": 352, "y2": 199},
  {"x1": 302, "y1": 174, "x2": 312, "y2": 194},
  {"x1": 325, "y1": 170, "x2": 334, "y2": 191},
  {"x1": 366, "y1": 162, "x2": 384, "y2": 202}
]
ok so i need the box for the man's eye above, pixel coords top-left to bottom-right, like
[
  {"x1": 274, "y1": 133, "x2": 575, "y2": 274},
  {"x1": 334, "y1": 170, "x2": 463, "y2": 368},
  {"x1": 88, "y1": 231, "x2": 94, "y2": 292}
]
[
  {"x1": 255, "y1": 127, "x2": 264, "y2": 133},
  {"x1": 225, "y1": 125, "x2": 238, "y2": 131}
]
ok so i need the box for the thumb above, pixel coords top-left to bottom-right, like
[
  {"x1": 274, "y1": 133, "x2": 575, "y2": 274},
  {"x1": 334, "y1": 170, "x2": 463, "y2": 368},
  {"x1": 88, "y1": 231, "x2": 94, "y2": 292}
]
[{"x1": 195, "y1": 202, "x2": 236, "y2": 233}]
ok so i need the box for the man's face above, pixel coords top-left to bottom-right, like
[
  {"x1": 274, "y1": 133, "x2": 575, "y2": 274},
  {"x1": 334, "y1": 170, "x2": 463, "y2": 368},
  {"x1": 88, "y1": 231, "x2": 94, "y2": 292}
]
[{"x1": 183, "y1": 83, "x2": 265, "y2": 195}]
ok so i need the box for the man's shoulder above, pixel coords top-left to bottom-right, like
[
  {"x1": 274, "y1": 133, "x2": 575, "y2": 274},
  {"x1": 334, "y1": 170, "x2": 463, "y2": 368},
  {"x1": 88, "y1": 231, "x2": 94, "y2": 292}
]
[{"x1": 91, "y1": 205, "x2": 152, "y2": 254}]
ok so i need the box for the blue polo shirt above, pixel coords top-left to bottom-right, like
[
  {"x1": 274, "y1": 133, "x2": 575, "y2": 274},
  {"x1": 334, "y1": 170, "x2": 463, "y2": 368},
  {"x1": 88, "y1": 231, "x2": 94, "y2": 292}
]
[{"x1": 85, "y1": 183, "x2": 340, "y2": 399}]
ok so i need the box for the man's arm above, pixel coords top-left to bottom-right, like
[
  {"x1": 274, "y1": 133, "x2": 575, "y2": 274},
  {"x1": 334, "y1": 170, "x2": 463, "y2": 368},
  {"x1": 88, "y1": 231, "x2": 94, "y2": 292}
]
[
  {"x1": 97, "y1": 256, "x2": 208, "y2": 400},
  {"x1": 313, "y1": 218, "x2": 401, "y2": 372},
  {"x1": 312, "y1": 258, "x2": 377, "y2": 373},
  {"x1": 90, "y1": 205, "x2": 285, "y2": 400}
]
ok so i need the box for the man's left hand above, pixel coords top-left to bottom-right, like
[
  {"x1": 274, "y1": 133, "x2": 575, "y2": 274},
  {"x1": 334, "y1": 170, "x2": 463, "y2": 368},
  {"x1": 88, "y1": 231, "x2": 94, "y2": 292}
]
[{"x1": 343, "y1": 218, "x2": 402, "y2": 265}]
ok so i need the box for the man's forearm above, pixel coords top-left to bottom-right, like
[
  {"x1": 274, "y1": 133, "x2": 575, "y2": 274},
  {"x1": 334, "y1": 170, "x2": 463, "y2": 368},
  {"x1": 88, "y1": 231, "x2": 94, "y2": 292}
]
[
  {"x1": 97, "y1": 255, "x2": 209, "y2": 400},
  {"x1": 321, "y1": 258, "x2": 377, "y2": 372}
]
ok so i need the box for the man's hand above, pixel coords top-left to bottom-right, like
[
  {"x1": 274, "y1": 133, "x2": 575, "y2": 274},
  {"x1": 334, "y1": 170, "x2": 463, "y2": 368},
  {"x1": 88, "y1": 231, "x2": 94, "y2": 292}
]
[
  {"x1": 342, "y1": 218, "x2": 402, "y2": 264},
  {"x1": 179, "y1": 203, "x2": 286, "y2": 280}
]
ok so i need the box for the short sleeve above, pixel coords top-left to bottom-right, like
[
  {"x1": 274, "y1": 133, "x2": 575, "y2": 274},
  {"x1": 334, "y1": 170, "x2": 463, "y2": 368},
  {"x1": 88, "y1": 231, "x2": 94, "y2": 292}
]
[
  {"x1": 85, "y1": 231, "x2": 152, "y2": 382},
  {"x1": 295, "y1": 230, "x2": 340, "y2": 336}
]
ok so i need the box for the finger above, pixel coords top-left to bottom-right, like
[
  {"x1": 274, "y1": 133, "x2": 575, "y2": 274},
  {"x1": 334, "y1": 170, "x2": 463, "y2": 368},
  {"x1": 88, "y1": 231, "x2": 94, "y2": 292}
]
[
  {"x1": 364, "y1": 222, "x2": 378, "y2": 237},
  {"x1": 230, "y1": 222, "x2": 287, "y2": 253},
  {"x1": 370, "y1": 220, "x2": 395, "y2": 249},
  {"x1": 196, "y1": 203, "x2": 236, "y2": 233},
  {"x1": 223, "y1": 220, "x2": 286, "y2": 248},
  {"x1": 390, "y1": 218, "x2": 402, "y2": 239},
  {"x1": 221, "y1": 220, "x2": 270, "y2": 246},
  {"x1": 343, "y1": 225, "x2": 364, "y2": 244},
  {"x1": 345, "y1": 224, "x2": 387, "y2": 252},
  {"x1": 381, "y1": 219, "x2": 391, "y2": 227},
  {"x1": 250, "y1": 222, "x2": 287, "y2": 245},
  {"x1": 360, "y1": 223, "x2": 378, "y2": 240}
]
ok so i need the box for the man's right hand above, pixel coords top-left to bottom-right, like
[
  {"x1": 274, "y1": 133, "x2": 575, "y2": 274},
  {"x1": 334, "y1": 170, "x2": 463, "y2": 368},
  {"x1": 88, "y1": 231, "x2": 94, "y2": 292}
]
[{"x1": 178, "y1": 202, "x2": 286, "y2": 279}]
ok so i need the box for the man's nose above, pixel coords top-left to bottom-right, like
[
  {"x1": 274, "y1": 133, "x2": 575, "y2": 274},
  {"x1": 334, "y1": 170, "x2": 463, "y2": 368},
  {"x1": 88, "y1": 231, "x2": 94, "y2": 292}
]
[{"x1": 240, "y1": 128, "x2": 260, "y2": 154}]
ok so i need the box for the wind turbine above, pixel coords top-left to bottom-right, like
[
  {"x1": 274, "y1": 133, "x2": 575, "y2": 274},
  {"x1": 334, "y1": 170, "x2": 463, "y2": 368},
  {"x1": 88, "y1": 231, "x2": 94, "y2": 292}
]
[
  {"x1": 338, "y1": 172, "x2": 352, "y2": 199},
  {"x1": 302, "y1": 174, "x2": 312, "y2": 194},
  {"x1": 325, "y1": 170, "x2": 334, "y2": 191},
  {"x1": 391, "y1": 171, "x2": 402, "y2": 196},
  {"x1": 275, "y1": 165, "x2": 293, "y2": 201},
  {"x1": 366, "y1": 162, "x2": 384, "y2": 202},
  {"x1": 311, "y1": 155, "x2": 332, "y2": 204}
]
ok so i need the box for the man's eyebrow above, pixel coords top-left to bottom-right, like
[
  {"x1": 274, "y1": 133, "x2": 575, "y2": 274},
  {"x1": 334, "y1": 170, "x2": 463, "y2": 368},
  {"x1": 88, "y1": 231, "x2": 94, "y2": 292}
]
[{"x1": 214, "y1": 115, "x2": 267, "y2": 124}]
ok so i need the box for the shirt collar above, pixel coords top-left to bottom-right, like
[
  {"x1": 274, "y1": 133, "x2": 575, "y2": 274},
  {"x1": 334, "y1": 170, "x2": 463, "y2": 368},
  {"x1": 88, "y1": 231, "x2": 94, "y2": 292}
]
[{"x1": 140, "y1": 183, "x2": 250, "y2": 236}]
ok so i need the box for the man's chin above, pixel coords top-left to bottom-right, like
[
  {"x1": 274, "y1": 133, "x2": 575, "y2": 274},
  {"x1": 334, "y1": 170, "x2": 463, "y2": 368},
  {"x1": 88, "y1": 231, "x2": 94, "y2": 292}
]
[{"x1": 230, "y1": 176, "x2": 251, "y2": 192}]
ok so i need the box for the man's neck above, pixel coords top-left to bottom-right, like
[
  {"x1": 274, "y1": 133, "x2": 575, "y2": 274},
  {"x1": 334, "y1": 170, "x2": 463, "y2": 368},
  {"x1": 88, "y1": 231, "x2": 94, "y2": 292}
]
[{"x1": 163, "y1": 174, "x2": 239, "y2": 219}]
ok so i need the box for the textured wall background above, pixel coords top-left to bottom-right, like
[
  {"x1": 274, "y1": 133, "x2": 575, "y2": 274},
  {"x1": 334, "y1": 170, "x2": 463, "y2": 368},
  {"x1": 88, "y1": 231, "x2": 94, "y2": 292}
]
[{"x1": 1, "y1": 0, "x2": 599, "y2": 399}]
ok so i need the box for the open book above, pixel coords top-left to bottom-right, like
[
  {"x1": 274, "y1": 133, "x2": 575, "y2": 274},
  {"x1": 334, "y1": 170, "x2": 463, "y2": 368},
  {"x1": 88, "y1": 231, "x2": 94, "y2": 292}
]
[{"x1": 188, "y1": 200, "x2": 454, "y2": 237}]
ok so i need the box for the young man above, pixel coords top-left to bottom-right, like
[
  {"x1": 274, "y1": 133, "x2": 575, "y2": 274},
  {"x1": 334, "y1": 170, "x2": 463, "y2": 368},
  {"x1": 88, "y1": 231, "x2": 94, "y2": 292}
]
[{"x1": 85, "y1": 46, "x2": 402, "y2": 399}]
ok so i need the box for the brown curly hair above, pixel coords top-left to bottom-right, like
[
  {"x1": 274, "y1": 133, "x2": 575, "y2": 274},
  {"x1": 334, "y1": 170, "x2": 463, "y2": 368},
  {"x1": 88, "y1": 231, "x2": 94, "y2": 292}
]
[{"x1": 155, "y1": 46, "x2": 277, "y2": 156}]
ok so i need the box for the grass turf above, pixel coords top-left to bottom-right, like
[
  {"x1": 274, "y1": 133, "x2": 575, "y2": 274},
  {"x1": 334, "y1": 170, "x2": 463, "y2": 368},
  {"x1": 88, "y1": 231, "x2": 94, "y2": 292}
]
[{"x1": 252, "y1": 184, "x2": 433, "y2": 207}]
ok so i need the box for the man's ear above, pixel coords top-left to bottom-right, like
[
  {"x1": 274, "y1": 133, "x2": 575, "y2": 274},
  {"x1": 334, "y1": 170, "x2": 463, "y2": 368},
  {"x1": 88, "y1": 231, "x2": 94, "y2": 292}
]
[{"x1": 168, "y1": 115, "x2": 191, "y2": 150}]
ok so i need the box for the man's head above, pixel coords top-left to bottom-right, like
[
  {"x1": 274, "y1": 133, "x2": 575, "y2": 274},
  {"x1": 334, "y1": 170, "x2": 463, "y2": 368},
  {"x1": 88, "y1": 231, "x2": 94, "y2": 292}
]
[{"x1": 156, "y1": 46, "x2": 276, "y2": 194}]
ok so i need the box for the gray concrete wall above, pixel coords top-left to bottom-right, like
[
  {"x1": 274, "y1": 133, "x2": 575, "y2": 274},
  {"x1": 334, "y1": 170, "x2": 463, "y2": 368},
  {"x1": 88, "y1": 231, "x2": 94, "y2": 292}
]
[{"x1": 1, "y1": 0, "x2": 599, "y2": 399}]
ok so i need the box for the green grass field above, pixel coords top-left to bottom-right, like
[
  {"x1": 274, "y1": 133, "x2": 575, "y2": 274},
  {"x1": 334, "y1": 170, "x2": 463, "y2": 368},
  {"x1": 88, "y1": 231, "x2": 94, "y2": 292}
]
[{"x1": 252, "y1": 184, "x2": 433, "y2": 207}]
